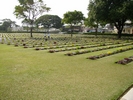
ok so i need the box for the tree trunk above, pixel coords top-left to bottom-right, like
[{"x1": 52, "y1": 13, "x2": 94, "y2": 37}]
[
  {"x1": 95, "y1": 23, "x2": 98, "y2": 37},
  {"x1": 71, "y1": 33, "x2": 73, "y2": 38},
  {"x1": 95, "y1": 28, "x2": 97, "y2": 37},
  {"x1": 116, "y1": 26, "x2": 124, "y2": 39},
  {"x1": 70, "y1": 24, "x2": 73, "y2": 38},
  {"x1": 114, "y1": 19, "x2": 125, "y2": 39},
  {"x1": 30, "y1": 27, "x2": 33, "y2": 38},
  {"x1": 30, "y1": 20, "x2": 33, "y2": 38},
  {"x1": 118, "y1": 29, "x2": 122, "y2": 38}
]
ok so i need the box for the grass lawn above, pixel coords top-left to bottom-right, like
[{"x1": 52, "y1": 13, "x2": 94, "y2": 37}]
[{"x1": 0, "y1": 34, "x2": 133, "y2": 100}]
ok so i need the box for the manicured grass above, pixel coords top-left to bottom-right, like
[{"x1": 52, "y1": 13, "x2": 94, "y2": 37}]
[{"x1": 0, "y1": 34, "x2": 133, "y2": 100}]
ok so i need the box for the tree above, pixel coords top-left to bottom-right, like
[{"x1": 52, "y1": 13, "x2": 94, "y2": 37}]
[
  {"x1": 87, "y1": 0, "x2": 133, "y2": 38},
  {"x1": 35, "y1": 14, "x2": 62, "y2": 29},
  {"x1": 62, "y1": 10, "x2": 84, "y2": 37},
  {"x1": 14, "y1": 0, "x2": 50, "y2": 37},
  {"x1": 0, "y1": 19, "x2": 15, "y2": 32},
  {"x1": 85, "y1": 1, "x2": 100, "y2": 36}
]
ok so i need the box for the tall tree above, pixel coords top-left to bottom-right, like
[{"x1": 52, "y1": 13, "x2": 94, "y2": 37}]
[
  {"x1": 62, "y1": 10, "x2": 84, "y2": 37},
  {"x1": 35, "y1": 14, "x2": 62, "y2": 29},
  {"x1": 14, "y1": 0, "x2": 50, "y2": 37},
  {"x1": 87, "y1": 0, "x2": 133, "y2": 38}
]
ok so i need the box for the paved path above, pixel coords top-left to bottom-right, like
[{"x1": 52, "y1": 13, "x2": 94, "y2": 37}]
[{"x1": 120, "y1": 88, "x2": 133, "y2": 100}]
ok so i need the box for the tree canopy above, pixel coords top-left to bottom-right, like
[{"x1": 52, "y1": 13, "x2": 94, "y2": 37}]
[
  {"x1": 14, "y1": 0, "x2": 50, "y2": 37},
  {"x1": 0, "y1": 19, "x2": 16, "y2": 32},
  {"x1": 35, "y1": 15, "x2": 62, "y2": 29},
  {"x1": 62, "y1": 10, "x2": 84, "y2": 37},
  {"x1": 87, "y1": 0, "x2": 133, "y2": 38},
  {"x1": 62, "y1": 10, "x2": 84, "y2": 25}
]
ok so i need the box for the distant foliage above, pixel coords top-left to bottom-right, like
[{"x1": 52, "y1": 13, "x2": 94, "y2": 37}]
[{"x1": 0, "y1": 19, "x2": 16, "y2": 32}]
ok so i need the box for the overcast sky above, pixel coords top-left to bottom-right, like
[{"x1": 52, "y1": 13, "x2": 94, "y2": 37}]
[{"x1": 0, "y1": 0, "x2": 89, "y2": 26}]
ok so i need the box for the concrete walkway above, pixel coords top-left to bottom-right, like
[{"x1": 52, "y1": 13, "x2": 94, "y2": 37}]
[{"x1": 120, "y1": 88, "x2": 133, "y2": 100}]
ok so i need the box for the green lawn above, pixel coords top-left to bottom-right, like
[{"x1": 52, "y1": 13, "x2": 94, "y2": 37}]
[{"x1": 0, "y1": 34, "x2": 133, "y2": 100}]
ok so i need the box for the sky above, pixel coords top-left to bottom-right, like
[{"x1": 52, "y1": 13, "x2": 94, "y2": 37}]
[{"x1": 0, "y1": 0, "x2": 89, "y2": 26}]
